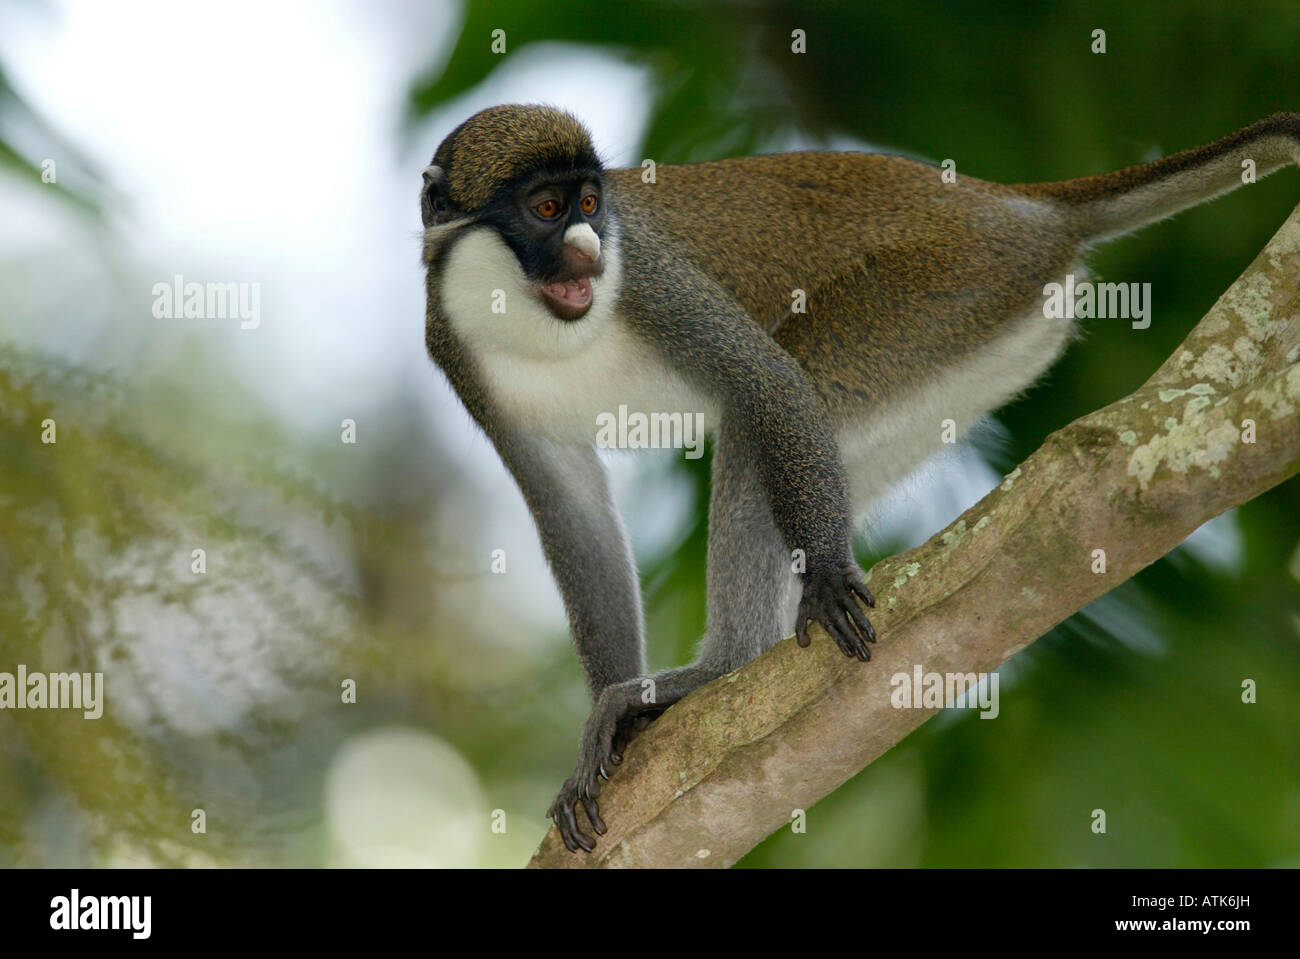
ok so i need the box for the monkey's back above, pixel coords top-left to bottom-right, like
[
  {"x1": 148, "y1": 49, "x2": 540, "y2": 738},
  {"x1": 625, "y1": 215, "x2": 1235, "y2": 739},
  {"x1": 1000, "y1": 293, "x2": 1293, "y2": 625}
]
[{"x1": 606, "y1": 154, "x2": 1081, "y2": 412}]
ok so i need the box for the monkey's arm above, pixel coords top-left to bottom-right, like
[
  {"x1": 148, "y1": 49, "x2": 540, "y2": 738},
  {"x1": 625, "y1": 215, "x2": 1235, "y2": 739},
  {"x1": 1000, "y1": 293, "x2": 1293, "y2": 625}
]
[
  {"x1": 428, "y1": 294, "x2": 651, "y2": 850},
  {"x1": 481, "y1": 430, "x2": 661, "y2": 852},
  {"x1": 425, "y1": 305, "x2": 646, "y2": 695},
  {"x1": 618, "y1": 222, "x2": 876, "y2": 658},
  {"x1": 494, "y1": 433, "x2": 647, "y2": 694}
]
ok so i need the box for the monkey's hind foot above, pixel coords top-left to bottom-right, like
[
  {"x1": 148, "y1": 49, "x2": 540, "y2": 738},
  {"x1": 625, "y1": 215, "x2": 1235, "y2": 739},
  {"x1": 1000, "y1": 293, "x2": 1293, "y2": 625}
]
[
  {"x1": 548, "y1": 687, "x2": 665, "y2": 853},
  {"x1": 547, "y1": 776, "x2": 605, "y2": 853}
]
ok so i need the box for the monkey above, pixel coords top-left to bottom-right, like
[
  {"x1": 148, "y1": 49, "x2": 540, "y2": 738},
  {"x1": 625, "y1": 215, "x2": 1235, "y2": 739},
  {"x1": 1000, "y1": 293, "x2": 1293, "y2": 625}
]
[{"x1": 419, "y1": 104, "x2": 1299, "y2": 852}]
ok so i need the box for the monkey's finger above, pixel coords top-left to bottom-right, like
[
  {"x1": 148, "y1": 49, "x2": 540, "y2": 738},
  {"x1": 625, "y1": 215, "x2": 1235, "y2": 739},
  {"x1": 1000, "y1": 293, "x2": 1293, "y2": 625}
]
[
  {"x1": 609, "y1": 730, "x2": 629, "y2": 764},
  {"x1": 571, "y1": 824, "x2": 596, "y2": 852},
  {"x1": 598, "y1": 740, "x2": 616, "y2": 774},
  {"x1": 612, "y1": 712, "x2": 655, "y2": 762},
  {"x1": 795, "y1": 606, "x2": 812, "y2": 648},
  {"x1": 823, "y1": 606, "x2": 855, "y2": 657},
  {"x1": 837, "y1": 605, "x2": 873, "y2": 660},
  {"x1": 582, "y1": 795, "x2": 607, "y2": 836},
  {"x1": 552, "y1": 798, "x2": 592, "y2": 853},
  {"x1": 610, "y1": 730, "x2": 632, "y2": 763},
  {"x1": 558, "y1": 826, "x2": 581, "y2": 853},
  {"x1": 579, "y1": 775, "x2": 602, "y2": 800},
  {"x1": 829, "y1": 615, "x2": 854, "y2": 657},
  {"x1": 609, "y1": 730, "x2": 626, "y2": 763},
  {"x1": 843, "y1": 598, "x2": 876, "y2": 645},
  {"x1": 830, "y1": 606, "x2": 869, "y2": 661},
  {"x1": 848, "y1": 579, "x2": 876, "y2": 609},
  {"x1": 563, "y1": 806, "x2": 596, "y2": 852}
]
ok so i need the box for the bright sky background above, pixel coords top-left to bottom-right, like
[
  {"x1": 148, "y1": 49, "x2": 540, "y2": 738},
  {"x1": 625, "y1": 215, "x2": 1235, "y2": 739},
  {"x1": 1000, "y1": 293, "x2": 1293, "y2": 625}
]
[
  {"x1": 0, "y1": 0, "x2": 650, "y2": 422},
  {"x1": 0, "y1": 0, "x2": 672, "y2": 632}
]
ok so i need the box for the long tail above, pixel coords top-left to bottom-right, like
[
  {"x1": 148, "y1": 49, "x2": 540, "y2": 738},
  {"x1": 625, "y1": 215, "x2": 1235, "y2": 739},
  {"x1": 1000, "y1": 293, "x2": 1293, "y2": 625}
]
[{"x1": 1017, "y1": 113, "x2": 1300, "y2": 241}]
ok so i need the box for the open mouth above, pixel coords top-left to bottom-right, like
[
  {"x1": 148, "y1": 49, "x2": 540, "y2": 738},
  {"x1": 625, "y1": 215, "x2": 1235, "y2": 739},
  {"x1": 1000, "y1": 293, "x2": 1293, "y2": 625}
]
[{"x1": 539, "y1": 276, "x2": 594, "y2": 320}]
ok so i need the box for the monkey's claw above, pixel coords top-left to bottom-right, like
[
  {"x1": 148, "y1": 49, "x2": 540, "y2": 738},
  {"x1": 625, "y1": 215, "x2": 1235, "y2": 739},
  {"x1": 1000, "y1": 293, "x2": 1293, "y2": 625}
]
[
  {"x1": 548, "y1": 695, "x2": 629, "y2": 852},
  {"x1": 547, "y1": 776, "x2": 604, "y2": 852},
  {"x1": 796, "y1": 565, "x2": 876, "y2": 661},
  {"x1": 547, "y1": 689, "x2": 666, "y2": 853}
]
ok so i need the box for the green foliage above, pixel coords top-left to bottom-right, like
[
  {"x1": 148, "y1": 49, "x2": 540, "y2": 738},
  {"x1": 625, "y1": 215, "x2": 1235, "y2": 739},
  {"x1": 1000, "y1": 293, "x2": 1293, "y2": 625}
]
[
  {"x1": 0, "y1": 349, "x2": 356, "y2": 864},
  {"x1": 0, "y1": 346, "x2": 631, "y2": 866}
]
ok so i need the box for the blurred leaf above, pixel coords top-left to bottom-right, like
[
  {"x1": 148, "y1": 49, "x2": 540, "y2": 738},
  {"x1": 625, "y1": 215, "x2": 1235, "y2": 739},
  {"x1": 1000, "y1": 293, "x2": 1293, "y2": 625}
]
[{"x1": 0, "y1": 63, "x2": 104, "y2": 217}]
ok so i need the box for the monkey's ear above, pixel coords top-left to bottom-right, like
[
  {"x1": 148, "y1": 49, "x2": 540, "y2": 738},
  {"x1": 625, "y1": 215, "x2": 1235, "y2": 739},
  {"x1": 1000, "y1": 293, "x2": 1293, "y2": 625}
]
[{"x1": 421, "y1": 165, "x2": 451, "y2": 227}]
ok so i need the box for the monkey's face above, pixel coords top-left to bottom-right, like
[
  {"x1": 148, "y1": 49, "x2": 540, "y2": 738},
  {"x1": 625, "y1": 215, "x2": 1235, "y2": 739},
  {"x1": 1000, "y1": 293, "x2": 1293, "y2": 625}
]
[
  {"x1": 426, "y1": 168, "x2": 608, "y2": 322},
  {"x1": 480, "y1": 171, "x2": 607, "y2": 321},
  {"x1": 422, "y1": 104, "x2": 610, "y2": 323}
]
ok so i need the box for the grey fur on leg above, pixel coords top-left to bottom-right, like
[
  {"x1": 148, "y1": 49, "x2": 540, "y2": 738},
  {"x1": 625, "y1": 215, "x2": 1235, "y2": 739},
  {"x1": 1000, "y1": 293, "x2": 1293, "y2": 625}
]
[{"x1": 700, "y1": 416, "x2": 799, "y2": 670}]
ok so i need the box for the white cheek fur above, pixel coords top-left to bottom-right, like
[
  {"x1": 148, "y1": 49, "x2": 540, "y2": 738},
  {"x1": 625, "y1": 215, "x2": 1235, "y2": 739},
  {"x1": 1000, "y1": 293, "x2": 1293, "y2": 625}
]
[
  {"x1": 438, "y1": 224, "x2": 717, "y2": 443},
  {"x1": 439, "y1": 225, "x2": 615, "y2": 360}
]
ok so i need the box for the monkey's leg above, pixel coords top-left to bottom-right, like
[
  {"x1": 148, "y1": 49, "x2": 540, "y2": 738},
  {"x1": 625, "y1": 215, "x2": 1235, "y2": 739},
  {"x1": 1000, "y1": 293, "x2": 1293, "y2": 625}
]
[
  {"x1": 700, "y1": 418, "x2": 802, "y2": 664},
  {"x1": 548, "y1": 422, "x2": 798, "y2": 850}
]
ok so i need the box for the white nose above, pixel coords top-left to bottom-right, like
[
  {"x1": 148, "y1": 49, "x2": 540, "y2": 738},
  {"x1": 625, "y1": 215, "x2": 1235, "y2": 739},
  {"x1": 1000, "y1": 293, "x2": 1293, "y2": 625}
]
[{"x1": 564, "y1": 223, "x2": 601, "y2": 261}]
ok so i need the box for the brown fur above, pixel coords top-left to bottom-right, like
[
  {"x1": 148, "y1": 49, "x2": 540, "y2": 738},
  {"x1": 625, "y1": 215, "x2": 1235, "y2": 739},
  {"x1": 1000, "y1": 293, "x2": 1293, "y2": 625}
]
[
  {"x1": 427, "y1": 106, "x2": 1298, "y2": 430},
  {"x1": 1018, "y1": 113, "x2": 1300, "y2": 205},
  {"x1": 603, "y1": 114, "x2": 1298, "y2": 423},
  {"x1": 606, "y1": 155, "x2": 1078, "y2": 423},
  {"x1": 432, "y1": 104, "x2": 597, "y2": 212}
]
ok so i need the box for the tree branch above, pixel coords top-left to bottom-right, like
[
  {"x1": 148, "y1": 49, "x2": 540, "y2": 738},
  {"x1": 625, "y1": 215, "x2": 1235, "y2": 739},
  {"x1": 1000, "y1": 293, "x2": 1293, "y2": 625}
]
[{"x1": 528, "y1": 201, "x2": 1300, "y2": 869}]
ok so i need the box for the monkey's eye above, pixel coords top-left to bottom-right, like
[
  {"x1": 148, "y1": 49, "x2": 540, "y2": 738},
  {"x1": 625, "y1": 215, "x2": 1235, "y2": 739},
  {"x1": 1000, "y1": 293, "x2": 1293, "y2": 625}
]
[
  {"x1": 580, "y1": 194, "x2": 598, "y2": 215},
  {"x1": 534, "y1": 199, "x2": 562, "y2": 219}
]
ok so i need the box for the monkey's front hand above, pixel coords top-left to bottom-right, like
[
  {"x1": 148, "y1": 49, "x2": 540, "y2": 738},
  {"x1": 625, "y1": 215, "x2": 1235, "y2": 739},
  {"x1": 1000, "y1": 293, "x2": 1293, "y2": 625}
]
[
  {"x1": 547, "y1": 683, "x2": 656, "y2": 853},
  {"x1": 796, "y1": 564, "x2": 877, "y2": 661}
]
